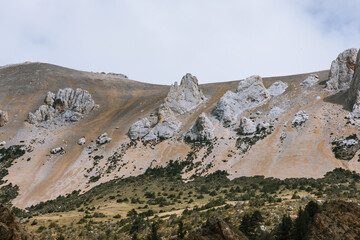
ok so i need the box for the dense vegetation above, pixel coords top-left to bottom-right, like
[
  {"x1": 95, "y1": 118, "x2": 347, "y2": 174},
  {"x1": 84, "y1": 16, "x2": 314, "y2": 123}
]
[{"x1": 17, "y1": 161, "x2": 360, "y2": 239}]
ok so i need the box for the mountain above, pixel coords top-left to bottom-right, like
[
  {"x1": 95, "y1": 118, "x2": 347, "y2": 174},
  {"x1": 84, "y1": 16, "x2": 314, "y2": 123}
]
[{"x1": 0, "y1": 48, "x2": 360, "y2": 211}]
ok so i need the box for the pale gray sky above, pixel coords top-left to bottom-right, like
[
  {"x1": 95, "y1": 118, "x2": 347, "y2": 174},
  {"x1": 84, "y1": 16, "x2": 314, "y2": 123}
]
[{"x1": 1, "y1": 0, "x2": 360, "y2": 84}]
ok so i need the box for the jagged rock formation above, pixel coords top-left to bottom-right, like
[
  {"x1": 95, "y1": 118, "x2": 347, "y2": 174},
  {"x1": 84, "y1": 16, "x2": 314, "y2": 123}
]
[
  {"x1": 96, "y1": 133, "x2": 111, "y2": 145},
  {"x1": 78, "y1": 137, "x2": 86, "y2": 145},
  {"x1": 212, "y1": 75, "x2": 270, "y2": 127},
  {"x1": 184, "y1": 113, "x2": 215, "y2": 141},
  {"x1": 164, "y1": 73, "x2": 206, "y2": 115},
  {"x1": 238, "y1": 117, "x2": 257, "y2": 135},
  {"x1": 27, "y1": 88, "x2": 97, "y2": 124},
  {"x1": 128, "y1": 74, "x2": 205, "y2": 140},
  {"x1": 0, "y1": 110, "x2": 8, "y2": 127},
  {"x1": 0, "y1": 205, "x2": 31, "y2": 240},
  {"x1": 188, "y1": 217, "x2": 248, "y2": 240},
  {"x1": 326, "y1": 48, "x2": 358, "y2": 91},
  {"x1": 348, "y1": 50, "x2": 360, "y2": 114},
  {"x1": 300, "y1": 74, "x2": 319, "y2": 87},
  {"x1": 268, "y1": 81, "x2": 288, "y2": 96},
  {"x1": 292, "y1": 111, "x2": 308, "y2": 127}
]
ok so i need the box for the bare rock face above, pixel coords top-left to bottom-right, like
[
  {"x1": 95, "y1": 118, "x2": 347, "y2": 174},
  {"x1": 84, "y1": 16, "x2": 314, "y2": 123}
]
[
  {"x1": 0, "y1": 110, "x2": 8, "y2": 127},
  {"x1": 27, "y1": 88, "x2": 97, "y2": 124},
  {"x1": 292, "y1": 111, "x2": 309, "y2": 127},
  {"x1": 212, "y1": 75, "x2": 270, "y2": 127},
  {"x1": 348, "y1": 50, "x2": 360, "y2": 114},
  {"x1": 128, "y1": 73, "x2": 205, "y2": 140},
  {"x1": 300, "y1": 74, "x2": 319, "y2": 87},
  {"x1": 238, "y1": 117, "x2": 257, "y2": 135},
  {"x1": 268, "y1": 81, "x2": 288, "y2": 96},
  {"x1": 184, "y1": 113, "x2": 215, "y2": 141},
  {"x1": 0, "y1": 205, "x2": 31, "y2": 240},
  {"x1": 326, "y1": 48, "x2": 358, "y2": 91},
  {"x1": 164, "y1": 73, "x2": 206, "y2": 115}
]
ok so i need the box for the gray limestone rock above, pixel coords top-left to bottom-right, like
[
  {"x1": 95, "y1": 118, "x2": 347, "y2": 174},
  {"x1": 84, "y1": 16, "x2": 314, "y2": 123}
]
[
  {"x1": 268, "y1": 81, "x2": 288, "y2": 96},
  {"x1": 212, "y1": 75, "x2": 270, "y2": 127},
  {"x1": 184, "y1": 113, "x2": 215, "y2": 141},
  {"x1": 348, "y1": 50, "x2": 360, "y2": 114},
  {"x1": 50, "y1": 147, "x2": 64, "y2": 154},
  {"x1": 128, "y1": 73, "x2": 205, "y2": 141},
  {"x1": 163, "y1": 73, "x2": 206, "y2": 115},
  {"x1": 78, "y1": 137, "x2": 86, "y2": 145},
  {"x1": 96, "y1": 133, "x2": 111, "y2": 145},
  {"x1": 292, "y1": 111, "x2": 309, "y2": 127},
  {"x1": 0, "y1": 110, "x2": 8, "y2": 127},
  {"x1": 300, "y1": 74, "x2": 319, "y2": 87},
  {"x1": 27, "y1": 88, "x2": 97, "y2": 124},
  {"x1": 238, "y1": 117, "x2": 257, "y2": 135},
  {"x1": 326, "y1": 48, "x2": 358, "y2": 91}
]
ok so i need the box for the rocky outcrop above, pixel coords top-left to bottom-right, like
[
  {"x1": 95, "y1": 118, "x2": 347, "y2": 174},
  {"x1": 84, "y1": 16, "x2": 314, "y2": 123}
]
[
  {"x1": 78, "y1": 137, "x2": 86, "y2": 145},
  {"x1": 27, "y1": 88, "x2": 97, "y2": 124},
  {"x1": 96, "y1": 133, "x2": 111, "y2": 145},
  {"x1": 128, "y1": 73, "x2": 205, "y2": 140},
  {"x1": 236, "y1": 121, "x2": 274, "y2": 154},
  {"x1": 188, "y1": 217, "x2": 248, "y2": 240},
  {"x1": 310, "y1": 201, "x2": 360, "y2": 240},
  {"x1": 300, "y1": 74, "x2": 319, "y2": 87},
  {"x1": 0, "y1": 110, "x2": 8, "y2": 127},
  {"x1": 292, "y1": 111, "x2": 309, "y2": 127},
  {"x1": 164, "y1": 73, "x2": 206, "y2": 115},
  {"x1": 268, "y1": 81, "x2": 288, "y2": 96},
  {"x1": 326, "y1": 48, "x2": 358, "y2": 91},
  {"x1": 184, "y1": 113, "x2": 215, "y2": 141},
  {"x1": 212, "y1": 75, "x2": 270, "y2": 127},
  {"x1": 331, "y1": 134, "x2": 359, "y2": 160},
  {"x1": 238, "y1": 117, "x2": 256, "y2": 135},
  {"x1": 0, "y1": 205, "x2": 31, "y2": 240},
  {"x1": 348, "y1": 50, "x2": 360, "y2": 113}
]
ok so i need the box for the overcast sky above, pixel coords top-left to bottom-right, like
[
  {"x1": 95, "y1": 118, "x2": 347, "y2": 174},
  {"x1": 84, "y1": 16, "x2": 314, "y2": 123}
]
[{"x1": 1, "y1": 0, "x2": 360, "y2": 85}]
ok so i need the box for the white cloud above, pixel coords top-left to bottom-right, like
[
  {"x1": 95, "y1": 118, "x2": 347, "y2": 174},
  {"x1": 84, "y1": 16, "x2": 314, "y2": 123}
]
[{"x1": 0, "y1": 0, "x2": 359, "y2": 84}]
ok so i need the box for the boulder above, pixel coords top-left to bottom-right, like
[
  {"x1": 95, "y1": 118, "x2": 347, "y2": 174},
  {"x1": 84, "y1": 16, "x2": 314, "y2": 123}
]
[
  {"x1": 144, "y1": 120, "x2": 181, "y2": 141},
  {"x1": 163, "y1": 73, "x2": 206, "y2": 115},
  {"x1": 96, "y1": 133, "x2": 111, "y2": 145},
  {"x1": 0, "y1": 110, "x2": 8, "y2": 127},
  {"x1": 50, "y1": 147, "x2": 64, "y2": 154},
  {"x1": 268, "y1": 81, "x2": 288, "y2": 96},
  {"x1": 300, "y1": 74, "x2": 319, "y2": 87},
  {"x1": 78, "y1": 137, "x2": 86, "y2": 145},
  {"x1": 212, "y1": 75, "x2": 270, "y2": 126},
  {"x1": 184, "y1": 113, "x2": 215, "y2": 141},
  {"x1": 128, "y1": 118, "x2": 152, "y2": 140},
  {"x1": 238, "y1": 117, "x2": 257, "y2": 135},
  {"x1": 27, "y1": 88, "x2": 97, "y2": 124},
  {"x1": 292, "y1": 111, "x2": 309, "y2": 127},
  {"x1": 0, "y1": 141, "x2": 5, "y2": 146},
  {"x1": 326, "y1": 48, "x2": 358, "y2": 91}
]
